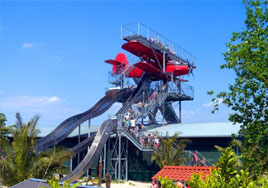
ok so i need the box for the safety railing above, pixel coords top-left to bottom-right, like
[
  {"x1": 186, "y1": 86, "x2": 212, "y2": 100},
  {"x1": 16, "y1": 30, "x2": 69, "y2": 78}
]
[
  {"x1": 142, "y1": 131, "x2": 212, "y2": 166},
  {"x1": 121, "y1": 22, "x2": 196, "y2": 64},
  {"x1": 183, "y1": 150, "x2": 213, "y2": 167},
  {"x1": 108, "y1": 66, "x2": 135, "y2": 88},
  {"x1": 167, "y1": 81, "x2": 194, "y2": 99},
  {"x1": 121, "y1": 128, "x2": 154, "y2": 151}
]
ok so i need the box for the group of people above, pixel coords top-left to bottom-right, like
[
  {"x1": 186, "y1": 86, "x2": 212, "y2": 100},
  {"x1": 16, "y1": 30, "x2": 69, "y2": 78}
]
[
  {"x1": 122, "y1": 107, "x2": 160, "y2": 149},
  {"x1": 192, "y1": 152, "x2": 206, "y2": 166},
  {"x1": 150, "y1": 37, "x2": 176, "y2": 55}
]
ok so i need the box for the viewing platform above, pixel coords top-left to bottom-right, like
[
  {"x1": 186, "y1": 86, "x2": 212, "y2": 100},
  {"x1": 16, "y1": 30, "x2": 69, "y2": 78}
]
[{"x1": 121, "y1": 22, "x2": 196, "y2": 65}]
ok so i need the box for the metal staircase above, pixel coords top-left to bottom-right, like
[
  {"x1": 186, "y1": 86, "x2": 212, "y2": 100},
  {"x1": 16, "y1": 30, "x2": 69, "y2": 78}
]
[{"x1": 120, "y1": 128, "x2": 153, "y2": 152}]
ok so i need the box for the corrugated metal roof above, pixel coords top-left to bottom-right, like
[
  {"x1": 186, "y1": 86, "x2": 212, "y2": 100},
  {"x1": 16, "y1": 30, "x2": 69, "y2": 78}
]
[
  {"x1": 37, "y1": 122, "x2": 240, "y2": 138},
  {"x1": 145, "y1": 122, "x2": 240, "y2": 137}
]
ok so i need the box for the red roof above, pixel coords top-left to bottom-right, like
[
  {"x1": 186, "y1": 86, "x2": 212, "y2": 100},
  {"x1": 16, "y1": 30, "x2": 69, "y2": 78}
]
[{"x1": 152, "y1": 166, "x2": 213, "y2": 181}]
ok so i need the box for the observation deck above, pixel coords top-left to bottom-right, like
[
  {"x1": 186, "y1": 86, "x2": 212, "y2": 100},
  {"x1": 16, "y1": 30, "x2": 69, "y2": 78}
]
[{"x1": 121, "y1": 22, "x2": 196, "y2": 65}]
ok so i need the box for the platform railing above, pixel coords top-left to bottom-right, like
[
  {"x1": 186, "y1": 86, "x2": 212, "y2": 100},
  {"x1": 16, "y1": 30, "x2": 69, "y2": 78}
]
[
  {"x1": 167, "y1": 81, "x2": 194, "y2": 99},
  {"x1": 121, "y1": 22, "x2": 197, "y2": 65},
  {"x1": 108, "y1": 66, "x2": 135, "y2": 88}
]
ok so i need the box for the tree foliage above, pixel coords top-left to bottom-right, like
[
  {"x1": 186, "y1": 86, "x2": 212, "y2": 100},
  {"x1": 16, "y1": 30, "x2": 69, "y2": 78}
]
[
  {"x1": 0, "y1": 113, "x2": 6, "y2": 128},
  {"x1": 188, "y1": 146, "x2": 268, "y2": 188},
  {"x1": 0, "y1": 113, "x2": 74, "y2": 186},
  {"x1": 158, "y1": 176, "x2": 177, "y2": 188},
  {"x1": 0, "y1": 113, "x2": 8, "y2": 138},
  {"x1": 41, "y1": 179, "x2": 80, "y2": 188},
  {"x1": 152, "y1": 132, "x2": 190, "y2": 168},
  {"x1": 209, "y1": 0, "x2": 268, "y2": 177}
]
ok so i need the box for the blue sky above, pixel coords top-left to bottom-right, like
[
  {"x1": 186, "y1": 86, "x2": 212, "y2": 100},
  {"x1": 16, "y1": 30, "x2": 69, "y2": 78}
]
[{"x1": 0, "y1": 1, "x2": 246, "y2": 129}]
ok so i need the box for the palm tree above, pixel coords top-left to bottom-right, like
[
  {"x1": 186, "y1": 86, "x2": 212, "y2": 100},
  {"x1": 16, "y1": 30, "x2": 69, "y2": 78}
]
[
  {"x1": 0, "y1": 113, "x2": 8, "y2": 157},
  {"x1": 0, "y1": 113, "x2": 74, "y2": 186},
  {"x1": 152, "y1": 132, "x2": 190, "y2": 168}
]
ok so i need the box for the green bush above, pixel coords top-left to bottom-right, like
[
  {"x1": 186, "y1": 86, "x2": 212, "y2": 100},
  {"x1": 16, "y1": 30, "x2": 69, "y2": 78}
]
[
  {"x1": 187, "y1": 147, "x2": 268, "y2": 188},
  {"x1": 158, "y1": 176, "x2": 177, "y2": 188},
  {"x1": 41, "y1": 179, "x2": 80, "y2": 188}
]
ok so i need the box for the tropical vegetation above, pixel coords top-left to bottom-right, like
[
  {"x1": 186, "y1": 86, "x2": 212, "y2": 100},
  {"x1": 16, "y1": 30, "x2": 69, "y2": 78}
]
[
  {"x1": 188, "y1": 146, "x2": 268, "y2": 188},
  {"x1": 158, "y1": 176, "x2": 177, "y2": 188},
  {"x1": 41, "y1": 179, "x2": 80, "y2": 188},
  {"x1": 209, "y1": 0, "x2": 268, "y2": 178},
  {"x1": 0, "y1": 113, "x2": 74, "y2": 186},
  {"x1": 152, "y1": 132, "x2": 190, "y2": 168}
]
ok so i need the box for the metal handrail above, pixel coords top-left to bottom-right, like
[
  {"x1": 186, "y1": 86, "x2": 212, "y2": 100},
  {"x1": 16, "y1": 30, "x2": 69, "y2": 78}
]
[
  {"x1": 167, "y1": 81, "x2": 194, "y2": 99},
  {"x1": 121, "y1": 22, "x2": 197, "y2": 64},
  {"x1": 195, "y1": 150, "x2": 213, "y2": 166},
  {"x1": 146, "y1": 131, "x2": 213, "y2": 166},
  {"x1": 108, "y1": 66, "x2": 135, "y2": 87},
  {"x1": 120, "y1": 128, "x2": 153, "y2": 151}
]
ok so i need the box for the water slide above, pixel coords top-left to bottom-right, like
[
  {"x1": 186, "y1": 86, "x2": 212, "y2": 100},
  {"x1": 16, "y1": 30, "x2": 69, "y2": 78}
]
[
  {"x1": 62, "y1": 74, "x2": 150, "y2": 181},
  {"x1": 36, "y1": 89, "x2": 131, "y2": 152},
  {"x1": 70, "y1": 133, "x2": 96, "y2": 154}
]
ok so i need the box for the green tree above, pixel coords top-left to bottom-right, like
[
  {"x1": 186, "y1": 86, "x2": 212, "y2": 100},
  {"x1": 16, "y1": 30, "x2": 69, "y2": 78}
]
[
  {"x1": 0, "y1": 113, "x2": 8, "y2": 158},
  {"x1": 0, "y1": 113, "x2": 74, "y2": 186},
  {"x1": 152, "y1": 132, "x2": 190, "y2": 168},
  {"x1": 188, "y1": 146, "x2": 268, "y2": 188},
  {"x1": 209, "y1": 0, "x2": 268, "y2": 177},
  {"x1": 158, "y1": 176, "x2": 177, "y2": 188},
  {"x1": 0, "y1": 113, "x2": 6, "y2": 127},
  {"x1": 0, "y1": 113, "x2": 8, "y2": 137}
]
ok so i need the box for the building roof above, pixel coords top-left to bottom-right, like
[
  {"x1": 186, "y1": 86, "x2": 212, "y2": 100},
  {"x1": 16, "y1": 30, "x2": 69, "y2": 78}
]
[
  {"x1": 37, "y1": 122, "x2": 240, "y2": 138},
  {"x1": 11, "y1": 178, "x2": 100, "y2": 188},
  {"x1": 146, "y1": 122, "x2": 240, "y2": 138},
  {"x1": 152, "y1": 166, "x2": 213, "y2": 181}
]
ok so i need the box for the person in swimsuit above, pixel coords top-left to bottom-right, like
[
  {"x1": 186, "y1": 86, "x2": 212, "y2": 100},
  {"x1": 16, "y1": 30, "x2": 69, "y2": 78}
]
[{"x1": 151, "y1": 180, "x2": 158, "y2": 188}]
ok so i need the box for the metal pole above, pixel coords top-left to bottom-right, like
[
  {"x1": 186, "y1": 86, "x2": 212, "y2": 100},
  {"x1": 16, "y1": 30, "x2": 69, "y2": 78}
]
[
  {"x1": 163, "y1": 51, "x2": 166, "y2": 73},
  {"x1": 142, "y1": 91, "x2": 144, "y2": 124},
  {"x1": 107, "y1": 137, "x2": 111, "y2": 175},
  {"x1": 118, "y1": 133, "x2": 121, "y2": 183},
  {"x1": 179, "y1": 81, "x2": 182, "y2": 123},
  {"x1": 103, "y1": 143, "x2": 106, "y2": 178},
  {"x1": 126, "y1": 139, "x2": 128, "y2": 181},
  {"x1": 189, "y1": 152, "x2": 191, "y2": 166},
  {"x1": 70, "y1": 158, "x2": 73, "y2": 171},
  {"x1": 88, "y1": 119, "x2": 91, "y2": 138},
  {"x1": 171, "y1": 73, "x2": 173, "y2": 93},
  {"x1": 162, "y1": 104, "x2": 165, "y2": 126},
  {"x1": 179, "y1": 101, "x2": 182, "y2": 123},
  {"x1": 78, "y1": 124, "x2": 81, "y2": 164}
]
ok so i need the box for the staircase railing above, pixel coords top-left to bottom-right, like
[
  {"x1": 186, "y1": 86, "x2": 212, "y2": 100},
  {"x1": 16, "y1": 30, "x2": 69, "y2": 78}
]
[
  {"x1": 108, "y1": 66, "x2": 135, "y2": 87},
  {"x1": 120, "y1": 128, "x2": 153, "y2": 152},
  {"x1": 147, "y1": 132, "x2": 212, "y2": 166}
]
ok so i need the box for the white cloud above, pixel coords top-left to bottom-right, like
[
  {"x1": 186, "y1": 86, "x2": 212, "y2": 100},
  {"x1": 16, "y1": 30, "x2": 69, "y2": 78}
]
[
  {"x1": 0, "y1": 90, "x2": 4, "y2": 94},
  {"x1": 0, "y1": 96, "x2": 60, "y2": 109},
  {"x1": 22, "y1": 42, "x2": 34, "y2": 48},
  {"x1": 203, "y1": 102, "x2": 214, "y2": 108},
  {"x1": 47, "y1": 96, "x2": 59, "y2": 103},
  {"x1": 203, "y1": 98, "x2": 224, "y2": 108}
]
